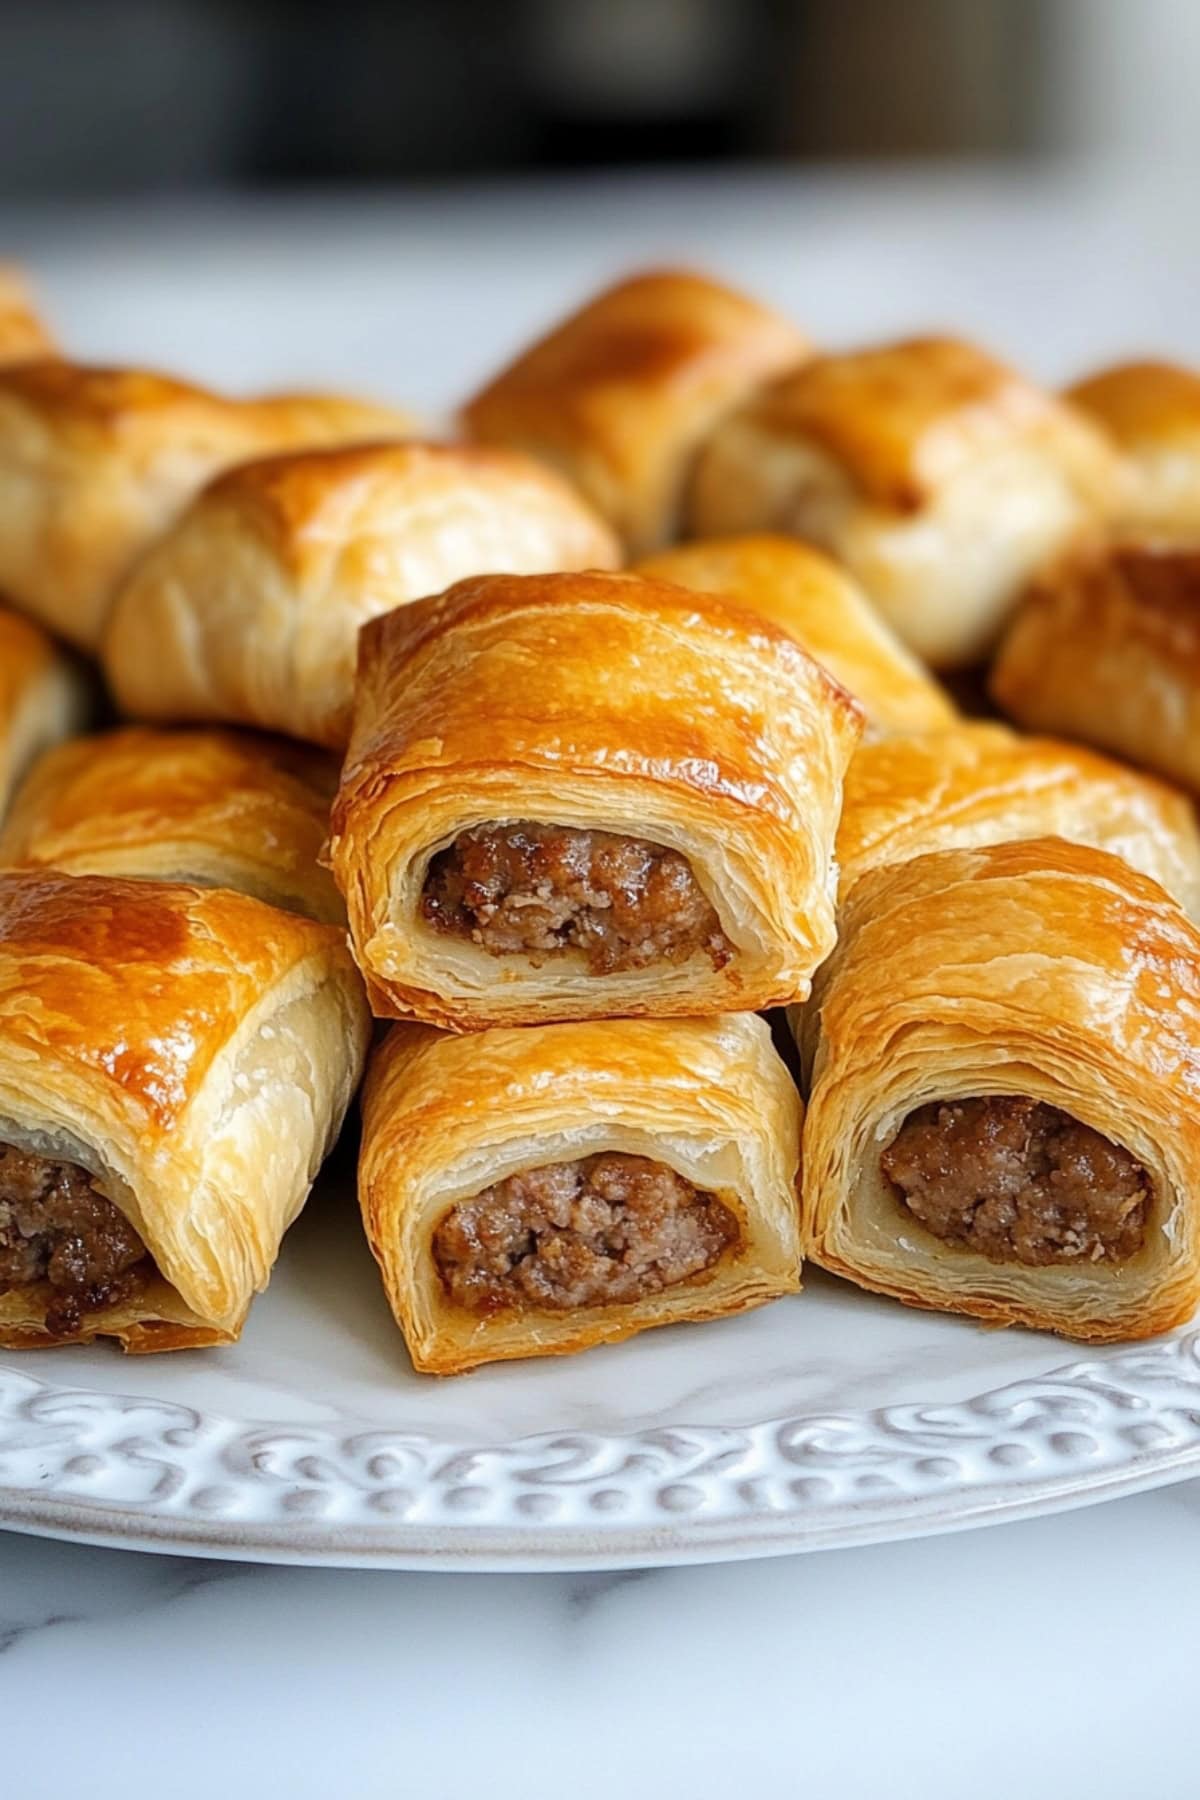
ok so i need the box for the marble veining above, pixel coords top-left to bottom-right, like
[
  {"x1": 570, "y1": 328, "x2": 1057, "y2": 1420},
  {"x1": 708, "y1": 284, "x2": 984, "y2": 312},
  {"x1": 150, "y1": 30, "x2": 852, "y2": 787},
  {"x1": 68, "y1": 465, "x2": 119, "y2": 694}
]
[{"x1": 6, "y1": 1476, "x2": 1200, "y2": 1800}]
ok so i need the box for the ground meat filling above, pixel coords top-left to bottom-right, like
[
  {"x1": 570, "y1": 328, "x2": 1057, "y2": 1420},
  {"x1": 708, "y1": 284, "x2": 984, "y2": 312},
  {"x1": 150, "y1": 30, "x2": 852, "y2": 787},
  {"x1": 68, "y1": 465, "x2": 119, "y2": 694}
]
[
  {"x1": 0, "y1": 1144, "x2": 151, "y2": 1333},
  {"x1": 880, "y1": 1097, "x2": 1151, "y2": 1267},
  {"x1": 432, "y1": 1152, "x2": 741, "y2": 1314},
  {"x1": 421, "y1": 823, "x2": 731, "y2": 975}
]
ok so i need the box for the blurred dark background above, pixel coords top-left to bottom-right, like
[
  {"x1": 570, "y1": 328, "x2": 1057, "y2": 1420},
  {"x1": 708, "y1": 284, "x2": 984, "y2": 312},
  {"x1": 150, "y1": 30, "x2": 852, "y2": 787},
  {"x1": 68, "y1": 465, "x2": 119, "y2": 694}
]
[{"x1": 0, "y1": 0, "x2": 1194, "y2": 197}]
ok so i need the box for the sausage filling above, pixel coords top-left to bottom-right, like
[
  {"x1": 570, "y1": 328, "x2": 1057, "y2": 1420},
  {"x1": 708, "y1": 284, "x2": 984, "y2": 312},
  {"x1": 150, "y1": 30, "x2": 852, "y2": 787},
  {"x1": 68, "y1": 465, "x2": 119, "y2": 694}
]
[
  {"x1": 421, "y1": 823, "x2": 731, "y2": 974},
  {"x1": 880, "y1": 1097, "x2": 1150, "y2": 1266},
  {"x1": 432, "y1": 1152, "x2": 740, "y2": 1313},
  {"x1": 0, "y1": 1144, "x2": 151, "y2": 1333}
]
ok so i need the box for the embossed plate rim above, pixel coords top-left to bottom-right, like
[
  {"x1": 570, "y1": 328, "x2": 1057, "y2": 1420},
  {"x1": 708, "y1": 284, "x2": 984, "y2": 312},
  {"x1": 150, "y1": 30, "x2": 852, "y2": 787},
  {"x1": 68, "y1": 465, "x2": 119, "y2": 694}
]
[{"x1": 3, "y1": 1330, "x2": 1200, "y2": 1568}]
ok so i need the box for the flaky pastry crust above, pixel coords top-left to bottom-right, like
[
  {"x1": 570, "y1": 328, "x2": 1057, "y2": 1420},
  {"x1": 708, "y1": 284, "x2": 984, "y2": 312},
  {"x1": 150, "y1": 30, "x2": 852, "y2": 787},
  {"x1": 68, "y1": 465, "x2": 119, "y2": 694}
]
[
  {"x1": 0, "y1": 268, "x2": 56, "y2": 367},
  {"x1": 686, "y1": 336, "x2": 1118, "y2": 667},
  {"x1": 102, "y1": 440, "x2": 620, "y2": 748},
  {"x1": 0, "y1": 725, "x2": 342, "y2": 921},
  {"x1": 636, "y1": 534, "x2": 957, "y2": 738},
  {"x1": 0, "y1": 359, "x2": 416, "y2": 650},
  {"x1": 1067, "y1": 358, "x2": 1200, "y2": 539},
  {"x1": 837, "y1": 720, "x2": 1200, "y2": 915},
  {"x1": 990, "y1": 544, "x2": 1200, "y2": 792},
  {"x1": 462, "y1": 268, "x2": 809, "y2": 555},
  {"x1": 0, "y1": 605, "x2": 89, "y2": 824}
]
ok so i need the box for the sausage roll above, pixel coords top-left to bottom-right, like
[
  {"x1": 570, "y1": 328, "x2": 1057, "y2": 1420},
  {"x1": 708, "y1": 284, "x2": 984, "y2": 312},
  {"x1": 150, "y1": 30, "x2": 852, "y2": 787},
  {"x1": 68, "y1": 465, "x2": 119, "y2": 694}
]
[
  {"x1": 635, "y1": 534, "x2": 958, "y2": 738},
  {"x1": 0, "y1": 268, "x2": 55, "y2": 366},
  {"x1": 800, "y1": 838, "x2": 1200, "y2": 1342},
  {"x1": 461, "y1": 268, "x2": 809, "y2": 555},
  {"x1": 330, "y1": 569, "x2": 864, "y2": 1028},
  {"x1": 0, "y1": 359, "x2": 416, "y2": 651},
  {"x1": 0, "y1": 606, "x2": 89, "y2": 825},
  {"x1": 102, "y1": 441, "x2": 621, "y2": 750},
  {"x1": 359, "y1": 1011, "x2": 802, "y2": 1373},
  {"x1": 837, "y1": 720, "x2": 1200, "y2": 916},
  {"x1": 991, "y1": 543, "x2": 1200, "y2": 792},
  {"x1": 0, "y1": 872, "x2": 370, "y2": 1350},
  {"x1": 686, "y1": 336, "x2": 1118, "y2": 668},
  {"x1": 0, "y1": 725, "x2": 342, "y2": 922},
  {"x1": 1067, "y1": 358, "x2": 1200, "y2": 540}
]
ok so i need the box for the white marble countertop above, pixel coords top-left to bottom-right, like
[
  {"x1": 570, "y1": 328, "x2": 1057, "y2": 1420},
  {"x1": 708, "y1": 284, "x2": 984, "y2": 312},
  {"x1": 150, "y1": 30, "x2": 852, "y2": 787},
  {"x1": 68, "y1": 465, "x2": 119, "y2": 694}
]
[
  {"x1": 3, "y1": 166, "x2": 1200, "y2": 1796},
  {"x1": 4, "y1": 1482, "x2": 1200, "y2": 1799}
]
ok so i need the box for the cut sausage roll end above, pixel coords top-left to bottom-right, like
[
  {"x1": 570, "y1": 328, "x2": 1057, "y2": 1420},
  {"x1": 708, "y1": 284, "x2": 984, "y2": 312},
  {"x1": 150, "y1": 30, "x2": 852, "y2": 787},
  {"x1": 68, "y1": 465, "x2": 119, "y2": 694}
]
[
  {"x1": 801, "y1": 839, "x2": 1200, "y2": 1342},
  {"x1": 329, "y1": 569, "x2": 864, "y2": 1029},
  {"x1": 686, "y1": 335, "x2": 1119, "y2": 669},
  {"x1": 0, "y1": 873, "x2": 371, "y2": 1350},
  {"x1": 359, "y1": 1012, "x2": 803, "y2": 1373}
]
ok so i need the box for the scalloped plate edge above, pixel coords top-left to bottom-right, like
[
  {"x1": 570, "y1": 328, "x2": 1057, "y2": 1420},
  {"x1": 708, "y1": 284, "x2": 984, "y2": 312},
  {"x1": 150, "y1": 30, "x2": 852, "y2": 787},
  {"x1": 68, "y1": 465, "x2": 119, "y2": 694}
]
[{"x1": 3, "y1": 1330, "x2": 1200, "y2": 1569}]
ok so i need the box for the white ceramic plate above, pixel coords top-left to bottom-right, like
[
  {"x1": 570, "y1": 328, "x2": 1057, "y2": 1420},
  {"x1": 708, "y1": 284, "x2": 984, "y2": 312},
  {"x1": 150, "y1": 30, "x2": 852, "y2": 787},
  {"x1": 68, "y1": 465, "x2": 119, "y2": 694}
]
[
  {"x1": 3, "y1": 1152, "x2": 1200, "y2": 1570},
  {"x1": 7, "y1": 191, "x2": 1200, "y2": 1572}
]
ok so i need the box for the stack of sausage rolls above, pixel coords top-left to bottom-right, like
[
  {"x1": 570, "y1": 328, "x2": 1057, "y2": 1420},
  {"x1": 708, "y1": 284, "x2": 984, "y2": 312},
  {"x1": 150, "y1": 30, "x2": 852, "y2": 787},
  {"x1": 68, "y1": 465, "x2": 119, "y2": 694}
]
[{"x1": 3, "y1": 261, "x2": 1200, "y2": 1371}]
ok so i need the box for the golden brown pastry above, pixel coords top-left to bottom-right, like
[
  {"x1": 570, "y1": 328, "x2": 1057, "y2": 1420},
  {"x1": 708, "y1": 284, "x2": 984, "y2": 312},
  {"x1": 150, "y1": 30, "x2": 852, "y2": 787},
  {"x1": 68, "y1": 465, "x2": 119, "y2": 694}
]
[
  {"x1": 0, "y1": 360, "x2": 416, "y2": 651},
  {"x1": 0, "y1": 605, "x2": 89, "y2": 825},
  {"x1": 0, "y1": 872, "x2": 370, "y2": 1350},
  {"x1": 1067, "y1": 358, "x2": 1200, "y2": 539},
  {"x1": 102, "y1": 441, "x2": 621, "y2": 750},
  {"x1": 0, "y1": 268, "x2": 55, "y2": 366},
  {"x1": 800, "y1": 838, "x2": 1200, "y2": 1343},
  {"x1": 686, "y1": 336, "x2": 1118, "y2": 668},
  {"x1": 359, "y1": 1011, "x2": 802, "y2": 1373},
  {"x1": 461, "y1": 268, "x2": 809, "y2": 556},
  {"x1": 837, "y1": 720, "x2": 1200, "y2": 915},
  {"x1": 0, "y1": 725, "x2": 342, "y2": 921},
  {"x1": 635, "y1": 534, "x2": 958, "y2": 738},
  {"x1": 990, "y1": 543, "x2": 1200, "y2": 792},
  {"x1": 330, "y1": 569, "x2": 864, "y2": 1028}
]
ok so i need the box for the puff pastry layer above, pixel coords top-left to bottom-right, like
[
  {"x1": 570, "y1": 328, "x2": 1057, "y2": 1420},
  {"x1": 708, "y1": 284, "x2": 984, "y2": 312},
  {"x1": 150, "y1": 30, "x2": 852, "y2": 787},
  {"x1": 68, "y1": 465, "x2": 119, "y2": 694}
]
[
  {"x1": 1067, "y1": 358, "x2": 1200, "y2": 540},
  {"x1": 686, "y1": 336, "x2": 1118, "y2": 668},
  {"x1": 990, "y1": 544, "x2": 1200, "y2": 792},
  {"x1": 462, "y1": 268, "x2": 809, "y2": 555},
  {"x1": 359, "y1": 1011, "x2": 802, "y2": 1373},
  {"x1": 0, "y1": 725, "x2": 342, "y2": 921},
  {"x1": 0, "y1": 269, "x2": 55, "y2": 366},
  {"x1": 0, "y1": 872, "x2": 370, "y2": 1350},
  {"x1": 636, "y1": 534, "x2": 957, "y2": 738},
  {"x1": 800, "y1": 838, "x2": 1200, "y2": 1341},
  {"x1": 102, "y1": 440, "x2": 621, "y2": 749},
  {"x1": 0, "y1": 360, "x2": 416, "y2": 651},
  {"x1": 837, "y1": 720, "x2": 1200, "y2": 915},
  {"x1": 330, "y1": 569, "x2": 864, "y2": 1027},
  {"x1": 0, "y1": 606, "x2": 89, "y2": 825}
]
